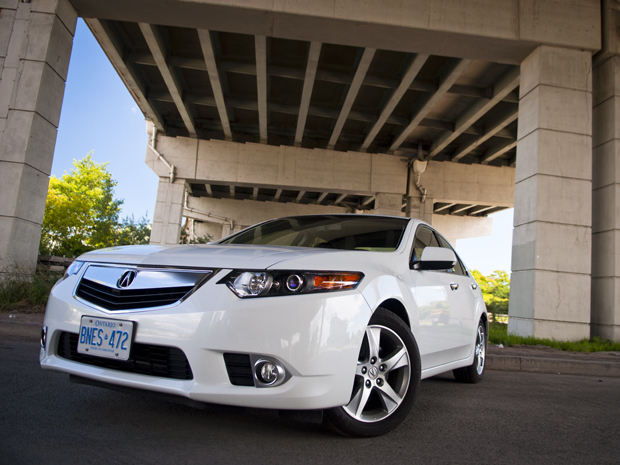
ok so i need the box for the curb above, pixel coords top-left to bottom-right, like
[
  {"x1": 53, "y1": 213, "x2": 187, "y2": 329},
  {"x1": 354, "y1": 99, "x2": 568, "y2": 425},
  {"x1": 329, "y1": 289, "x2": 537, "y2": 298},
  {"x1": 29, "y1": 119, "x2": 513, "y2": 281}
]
[
  {"x1": 2, "y1": 316, "x2": 619, "y2": 378},
  {"x1": 486, "y1": 354, "x2": 620, "y2": 378},
  {"x1": 0, "y1": 319, "x2": 42, "y2": 342}
]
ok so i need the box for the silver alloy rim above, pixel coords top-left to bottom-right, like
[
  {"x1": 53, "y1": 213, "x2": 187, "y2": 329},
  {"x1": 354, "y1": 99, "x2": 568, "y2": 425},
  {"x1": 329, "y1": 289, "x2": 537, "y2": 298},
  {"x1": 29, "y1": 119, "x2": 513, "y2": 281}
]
[
  {"x1": 343, "y1": 325, "x2": 410, "y2": 423},
  {"x1": 475, "y1": 324, "x2": 485, "y2": 375}
]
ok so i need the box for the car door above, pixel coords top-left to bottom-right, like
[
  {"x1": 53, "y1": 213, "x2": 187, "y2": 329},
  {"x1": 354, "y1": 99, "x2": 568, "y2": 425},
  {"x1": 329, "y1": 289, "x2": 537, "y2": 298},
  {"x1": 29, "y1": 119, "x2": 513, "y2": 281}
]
[
  {"x1": 409, "y1": 225, "x2": 462, "y2": 370},
  {"x1": 434, "y1": 233, "x2": 478, "y2": 359}
]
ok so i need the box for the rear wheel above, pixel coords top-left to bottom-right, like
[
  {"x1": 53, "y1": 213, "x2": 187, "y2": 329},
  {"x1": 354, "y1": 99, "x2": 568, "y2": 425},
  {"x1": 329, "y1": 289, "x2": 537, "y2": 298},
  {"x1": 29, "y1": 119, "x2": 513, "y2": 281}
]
[
  {"x1": 324, "y1": 308, "x2": 421, "y2": 437},
  {"x1": 453, "y1": 318, "x2": 487, "y2": 383}
]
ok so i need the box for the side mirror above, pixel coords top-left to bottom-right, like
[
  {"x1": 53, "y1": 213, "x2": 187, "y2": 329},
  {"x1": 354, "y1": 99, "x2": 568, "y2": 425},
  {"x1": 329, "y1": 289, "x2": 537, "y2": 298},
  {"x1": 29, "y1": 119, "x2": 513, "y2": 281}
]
[{"x1": 414, "y1": 247, "x2": 456, "y2": 271}]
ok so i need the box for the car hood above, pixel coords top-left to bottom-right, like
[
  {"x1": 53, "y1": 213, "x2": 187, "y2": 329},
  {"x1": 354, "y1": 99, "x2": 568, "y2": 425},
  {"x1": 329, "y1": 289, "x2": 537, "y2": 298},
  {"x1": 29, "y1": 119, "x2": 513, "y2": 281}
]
[{"x1": 77, "y1": 244, "x2": 371, "y2": 270}]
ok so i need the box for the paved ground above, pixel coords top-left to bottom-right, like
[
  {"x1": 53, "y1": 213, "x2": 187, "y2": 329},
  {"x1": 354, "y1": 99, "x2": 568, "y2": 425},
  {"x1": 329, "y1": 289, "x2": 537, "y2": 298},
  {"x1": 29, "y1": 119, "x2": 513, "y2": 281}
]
[{"x1": 2, "y1": 337, "x2": 619, "y2": 465}]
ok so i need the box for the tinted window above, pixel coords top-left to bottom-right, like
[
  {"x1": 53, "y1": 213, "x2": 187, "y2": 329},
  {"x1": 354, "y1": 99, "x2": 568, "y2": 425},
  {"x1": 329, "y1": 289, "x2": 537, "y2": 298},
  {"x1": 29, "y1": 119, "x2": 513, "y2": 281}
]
[
  {"x1": 436, "y1": 234, "x2": 467, "y2": 276},
  {"x1": 219, "y1": 215, "x2": 409, "y2": 252}
]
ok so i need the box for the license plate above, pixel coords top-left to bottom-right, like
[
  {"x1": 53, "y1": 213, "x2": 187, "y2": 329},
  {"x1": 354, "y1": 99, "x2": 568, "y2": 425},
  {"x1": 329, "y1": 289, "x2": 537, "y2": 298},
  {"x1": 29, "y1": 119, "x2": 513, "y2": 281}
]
[{"x1": 77, "y1": 316, "x2": 134, "y2": 361}]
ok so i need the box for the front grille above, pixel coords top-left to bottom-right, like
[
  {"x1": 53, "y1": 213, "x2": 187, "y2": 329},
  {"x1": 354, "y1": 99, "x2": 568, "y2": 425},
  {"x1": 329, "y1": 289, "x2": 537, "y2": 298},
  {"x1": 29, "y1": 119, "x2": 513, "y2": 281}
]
[
  {"x1": 224, "y1": 353, "x2": 254, "y2": 386},
  {"x1": 76, "y1": 278, "x2": 193, "y2": 311},
  {"x1": 57, "y1": 332, "x2": 193, "y2": 380}
]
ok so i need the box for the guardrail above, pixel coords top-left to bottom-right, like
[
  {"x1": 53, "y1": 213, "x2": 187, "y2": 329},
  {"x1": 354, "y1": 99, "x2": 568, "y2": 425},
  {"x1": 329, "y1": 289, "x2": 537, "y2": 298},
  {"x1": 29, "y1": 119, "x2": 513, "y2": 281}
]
[
  {"x1": 489, "y1": 313, "x2": 508, "y2": 324},
  {"x1": 37, "y1": 256, "x2": 76, "y2": 273}
]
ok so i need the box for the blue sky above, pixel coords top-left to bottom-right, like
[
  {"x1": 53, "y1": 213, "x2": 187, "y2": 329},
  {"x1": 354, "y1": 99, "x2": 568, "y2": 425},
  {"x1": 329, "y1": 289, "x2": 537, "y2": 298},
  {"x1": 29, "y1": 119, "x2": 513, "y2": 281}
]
[
  {"x1": 52, "y1": 20, "x2": 158, "y2": 221},
  {"x1": 52, "y1": 19, "x2": 514, "y2": 275}
]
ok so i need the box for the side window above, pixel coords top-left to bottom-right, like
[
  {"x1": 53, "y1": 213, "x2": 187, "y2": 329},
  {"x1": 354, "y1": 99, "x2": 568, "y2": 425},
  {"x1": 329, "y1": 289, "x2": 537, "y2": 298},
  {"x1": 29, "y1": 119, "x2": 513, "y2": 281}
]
[
  {"x1": 435, "y1": 234, "x2": 467, "y2": 276},
  {"x1": 411, "y1": 226, "x2": 439, "y2": 267}
]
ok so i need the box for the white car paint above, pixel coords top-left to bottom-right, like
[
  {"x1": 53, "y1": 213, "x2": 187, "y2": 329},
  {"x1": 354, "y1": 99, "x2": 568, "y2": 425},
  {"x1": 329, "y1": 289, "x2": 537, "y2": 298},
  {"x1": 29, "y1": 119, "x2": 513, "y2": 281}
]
[{"x1": 40, "y1": 216, "x2": 486, "y2": 413}]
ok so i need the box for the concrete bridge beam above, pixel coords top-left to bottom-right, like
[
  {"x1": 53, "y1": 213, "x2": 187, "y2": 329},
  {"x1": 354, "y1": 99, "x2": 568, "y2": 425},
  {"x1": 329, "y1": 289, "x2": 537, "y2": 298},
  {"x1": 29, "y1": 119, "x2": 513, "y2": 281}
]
[{"x1": 146, "y1": 129, "x2": 512, "y2": 244}]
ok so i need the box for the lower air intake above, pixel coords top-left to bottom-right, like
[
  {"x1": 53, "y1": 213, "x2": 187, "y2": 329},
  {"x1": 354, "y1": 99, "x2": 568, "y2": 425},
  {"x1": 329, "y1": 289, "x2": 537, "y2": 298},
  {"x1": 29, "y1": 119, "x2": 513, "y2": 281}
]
[
  {"x1": 223, "y1": 353, "x2": 254, "y2": 386},
  {"x1": 57, "y1": 331, "x2": 193, "y2": 380}
]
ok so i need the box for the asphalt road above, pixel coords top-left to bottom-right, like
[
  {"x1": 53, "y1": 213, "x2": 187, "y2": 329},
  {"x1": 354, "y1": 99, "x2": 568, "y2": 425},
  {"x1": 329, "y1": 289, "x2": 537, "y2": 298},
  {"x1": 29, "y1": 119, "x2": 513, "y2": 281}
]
[{"x1": 2, "y1": 339, "x2": 619, "y2": 465}]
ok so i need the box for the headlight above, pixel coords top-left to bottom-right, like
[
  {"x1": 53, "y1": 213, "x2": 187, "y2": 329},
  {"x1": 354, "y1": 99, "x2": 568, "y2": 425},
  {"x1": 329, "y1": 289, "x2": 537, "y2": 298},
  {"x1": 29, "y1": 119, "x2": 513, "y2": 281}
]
[
  {"x1": 52, "y1": 260, "x2": 85, "y2": 289},
  {"x1": 62, "y1": 260, "x2": 84, "y2": 280},
  {"x1": 221, "y1": 270, "x2": 364, "y2": 298},
  {"x1": 230, "y1": 272, "x2": 273, "y2": 297}
]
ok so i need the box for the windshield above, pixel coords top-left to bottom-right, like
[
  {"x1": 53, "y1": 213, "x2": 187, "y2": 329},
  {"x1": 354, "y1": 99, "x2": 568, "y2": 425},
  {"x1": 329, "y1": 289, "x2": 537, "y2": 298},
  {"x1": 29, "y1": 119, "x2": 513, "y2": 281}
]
[{"x1": 218, "y1": 215, "x2": 409, "y2": 252}]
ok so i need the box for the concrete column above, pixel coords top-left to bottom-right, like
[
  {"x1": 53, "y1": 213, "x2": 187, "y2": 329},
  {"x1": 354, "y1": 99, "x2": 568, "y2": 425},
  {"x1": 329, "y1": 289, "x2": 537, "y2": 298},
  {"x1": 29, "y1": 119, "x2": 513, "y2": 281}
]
[
  {"x1": 374, "y1": 193, "x2": 403, "y2": 216},
  {"x1": 592, "y1": 53, "x2": 620, "y2": 342},
  {"x1": 150, "y1": 178, "x2": 185, "y2": 245},
  {"x1": 0, "y1": 0, "x2": 76, "y2": 275},
  {"x1": 406, "y1": 195, "x2": 433, "y2": 224},
  {"x1": 509, "y1": 46, "x2": 592, "y2": 341}
]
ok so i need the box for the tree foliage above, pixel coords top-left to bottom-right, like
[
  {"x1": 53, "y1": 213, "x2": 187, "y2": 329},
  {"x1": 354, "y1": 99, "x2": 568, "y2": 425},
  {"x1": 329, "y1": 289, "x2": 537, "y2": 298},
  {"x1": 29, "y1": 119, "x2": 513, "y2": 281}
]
[
  {"x1": 471, "y1": 269, "x2": 510, "y2": 315},
  {"x1": 179, "y1": 230, "x2": 213, "y2": 244},
  {"x1": 116, "y1": 216, "x2": 151, "y2": 246},
  {"x1": 40, "y1": 153, "x2": 150, "y2": 256}
]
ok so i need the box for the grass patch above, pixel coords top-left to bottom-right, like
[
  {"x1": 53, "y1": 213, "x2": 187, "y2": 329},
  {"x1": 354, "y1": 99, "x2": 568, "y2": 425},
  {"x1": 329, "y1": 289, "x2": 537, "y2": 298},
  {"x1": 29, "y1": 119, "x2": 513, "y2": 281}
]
[
  {"x1": 0, "y1": 270, "x2": 61, "y2": 313},
  {"x1": 489, "y1": 321, "x2": 620, "y2": 352}
]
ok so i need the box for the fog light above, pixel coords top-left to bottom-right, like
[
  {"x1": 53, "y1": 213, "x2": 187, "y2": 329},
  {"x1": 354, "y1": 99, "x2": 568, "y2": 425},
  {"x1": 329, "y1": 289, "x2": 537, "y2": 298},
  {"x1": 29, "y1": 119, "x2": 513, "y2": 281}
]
[
  {"x1": 259, "y1": 362, "x2": 278, "y2": 384},
  {"x1": 40, "y1": 326, "x2": 47, "y2": 349},
  {"x1": 253, "y1": 358, "x2": 287, "y2": 387}
]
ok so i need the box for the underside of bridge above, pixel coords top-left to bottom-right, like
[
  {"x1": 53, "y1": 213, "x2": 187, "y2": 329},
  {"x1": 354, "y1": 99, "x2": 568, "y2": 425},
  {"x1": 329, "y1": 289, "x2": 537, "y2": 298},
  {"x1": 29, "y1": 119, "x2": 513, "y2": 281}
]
[
  {"x1": 82, "y1": 7, "x2": 519, "y2": 226},
  {"x1": 2, "y1": 0, "x2": 620, "y2": 341}
]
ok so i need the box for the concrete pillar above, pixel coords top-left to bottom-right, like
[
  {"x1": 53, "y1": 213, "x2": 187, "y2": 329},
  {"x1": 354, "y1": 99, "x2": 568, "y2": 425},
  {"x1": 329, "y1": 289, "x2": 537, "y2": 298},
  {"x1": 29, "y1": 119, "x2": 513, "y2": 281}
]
[
  {"x1": 592, "y1": 53, "x2": 620, "y2": 341},
  {"x1": 374, "y1": 193, "x2": 403, "y2": 216},
  {"x1": 405, "y1": 195, "x2": 433, "y2": 224},
  {"x1": 150, "y1": 178, "x2": 185, "y2": 245},
  {"x1": 509, "y1": 46, "x2": 592, "y2": 341},
  {"x1": 0, "y1": 0, "x2": 76, "y2": 275}
]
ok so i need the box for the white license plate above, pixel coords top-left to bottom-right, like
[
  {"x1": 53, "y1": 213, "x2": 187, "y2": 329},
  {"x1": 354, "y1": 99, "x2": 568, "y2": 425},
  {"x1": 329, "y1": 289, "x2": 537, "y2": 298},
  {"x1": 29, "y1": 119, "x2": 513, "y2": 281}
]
[{"x1": 77, "y1": 316, "x2": 134, "y2": 361}]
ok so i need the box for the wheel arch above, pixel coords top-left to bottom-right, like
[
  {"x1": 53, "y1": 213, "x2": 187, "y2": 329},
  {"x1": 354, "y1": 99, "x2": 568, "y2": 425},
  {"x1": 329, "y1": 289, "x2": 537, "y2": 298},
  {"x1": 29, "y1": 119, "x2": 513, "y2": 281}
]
[
  {"x1": 480, "y1": 310, "x2": 488, "y2": 333},
  {"x1": 376, "y1": 298, "x2": 411, "y2": 329}
]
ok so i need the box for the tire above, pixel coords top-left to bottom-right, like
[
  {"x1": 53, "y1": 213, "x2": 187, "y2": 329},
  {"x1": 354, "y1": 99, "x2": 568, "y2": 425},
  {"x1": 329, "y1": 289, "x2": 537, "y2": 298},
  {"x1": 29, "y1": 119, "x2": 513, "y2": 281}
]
[
  {"x1": 453, "y1": 318, "x2": 487, "y2": 384},
  {"x1": 323, "y1": 308, "x2": 421, "y2": 437}
]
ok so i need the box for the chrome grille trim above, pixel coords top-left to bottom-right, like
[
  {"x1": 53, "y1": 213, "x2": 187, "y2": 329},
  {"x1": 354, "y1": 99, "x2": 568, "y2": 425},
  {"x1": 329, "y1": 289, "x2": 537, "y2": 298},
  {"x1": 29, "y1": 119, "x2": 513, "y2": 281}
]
[{"x1": 74, "y1": 264, "x2": 216, "y2": 312}]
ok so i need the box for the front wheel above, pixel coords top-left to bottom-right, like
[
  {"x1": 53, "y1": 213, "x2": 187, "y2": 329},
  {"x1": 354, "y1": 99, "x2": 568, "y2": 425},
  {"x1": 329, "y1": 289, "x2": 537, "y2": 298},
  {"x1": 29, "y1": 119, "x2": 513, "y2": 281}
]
[
  {"x1": 324, "y1": 308, "x2": 421, "y2": 437},
  {"x1": 453, "y1": 318, "x2": 487, "y2": 383}
]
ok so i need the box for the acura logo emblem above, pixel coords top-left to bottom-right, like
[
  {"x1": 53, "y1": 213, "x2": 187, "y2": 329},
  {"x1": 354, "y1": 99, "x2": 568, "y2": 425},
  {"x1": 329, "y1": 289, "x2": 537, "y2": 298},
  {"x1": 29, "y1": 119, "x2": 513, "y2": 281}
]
[{"x1": 117, "y1": 270, "x2": 137, "y2": 288}]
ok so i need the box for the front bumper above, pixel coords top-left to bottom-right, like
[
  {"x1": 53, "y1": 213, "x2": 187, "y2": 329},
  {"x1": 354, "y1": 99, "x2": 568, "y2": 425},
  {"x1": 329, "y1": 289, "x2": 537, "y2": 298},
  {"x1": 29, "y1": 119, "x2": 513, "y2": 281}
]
[{"x1": 40, "y1": 271, "x2": 371, "y2": 410}]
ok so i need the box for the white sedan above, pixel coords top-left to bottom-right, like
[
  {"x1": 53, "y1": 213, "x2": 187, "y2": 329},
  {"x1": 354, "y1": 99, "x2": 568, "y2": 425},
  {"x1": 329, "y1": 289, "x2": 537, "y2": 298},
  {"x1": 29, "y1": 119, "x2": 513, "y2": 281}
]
[{"x1": 40, "y1": 214, "x2": 487, "y2": 437}]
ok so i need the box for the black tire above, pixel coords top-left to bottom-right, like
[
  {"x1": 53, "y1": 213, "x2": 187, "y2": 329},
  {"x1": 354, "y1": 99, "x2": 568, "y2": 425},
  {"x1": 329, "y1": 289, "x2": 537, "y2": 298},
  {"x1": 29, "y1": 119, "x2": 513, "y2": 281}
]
[
  {"x1": 453, "y1": 318, "x2": 487, "y2": 384},
  {"x1": 323, "y1": 308, "x2": 421, "y2": 437}
]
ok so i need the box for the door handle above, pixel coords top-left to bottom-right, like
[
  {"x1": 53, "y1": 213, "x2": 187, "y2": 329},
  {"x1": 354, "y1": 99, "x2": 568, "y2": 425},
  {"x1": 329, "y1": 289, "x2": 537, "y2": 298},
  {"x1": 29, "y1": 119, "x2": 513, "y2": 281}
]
[{"x1": 450, "y1": 283, "x2": 459, "y2": 291}]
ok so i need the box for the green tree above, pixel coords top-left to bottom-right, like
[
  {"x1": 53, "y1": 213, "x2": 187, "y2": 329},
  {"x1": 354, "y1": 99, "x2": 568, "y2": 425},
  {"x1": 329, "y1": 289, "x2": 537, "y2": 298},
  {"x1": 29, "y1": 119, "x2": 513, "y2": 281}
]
[
  {"x1": 471, "y1": 269, "x2": 510, "y2": 315},
  {"x1": 115, "y1": 215, "x2": 151, "y2": 246},
  {"x1": 40, "y1": 153, "x2": 124, "y2": 256},
  {"x1": 179, "y1": 230, "x2": 213, "y2": 244}
]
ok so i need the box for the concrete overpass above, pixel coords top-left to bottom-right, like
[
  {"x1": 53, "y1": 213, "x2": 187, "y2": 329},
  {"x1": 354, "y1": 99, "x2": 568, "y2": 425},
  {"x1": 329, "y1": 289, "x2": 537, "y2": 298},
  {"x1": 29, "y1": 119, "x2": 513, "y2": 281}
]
[{"x1": 1, "y1": 0, "x2": 618, "y2": 342}]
